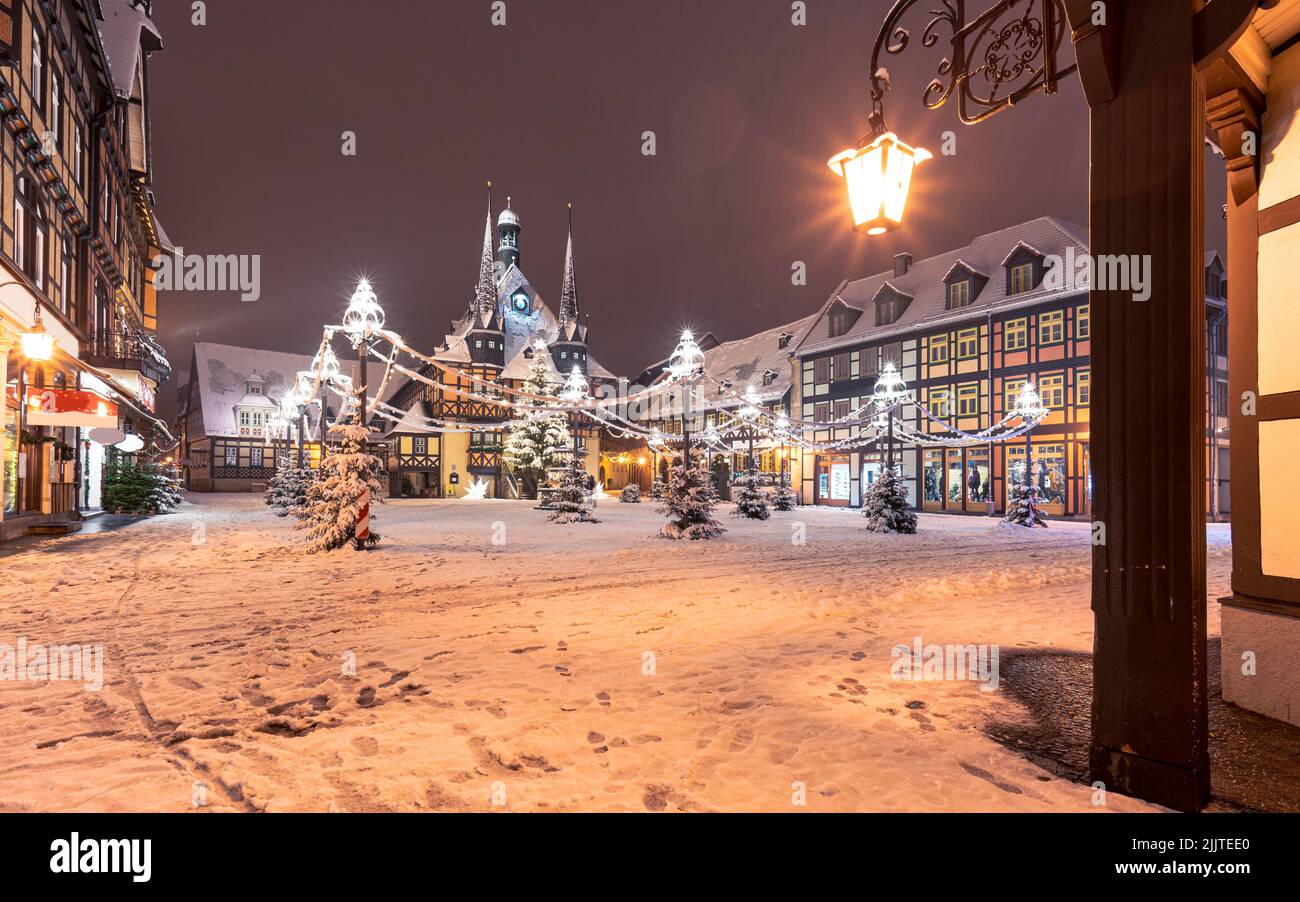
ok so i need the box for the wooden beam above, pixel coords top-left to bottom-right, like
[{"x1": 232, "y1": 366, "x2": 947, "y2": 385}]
[
  {"x1": 1194, "y1": 0, "x2": 1265, "y2": 70},
  {"x1": 1064, "y1": 0, "x2": 1121, "y2": 104}
]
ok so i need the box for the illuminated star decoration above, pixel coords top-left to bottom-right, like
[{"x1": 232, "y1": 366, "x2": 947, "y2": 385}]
[{"x1": 464, "y1": 477, "x2": 491, "y2": 500}]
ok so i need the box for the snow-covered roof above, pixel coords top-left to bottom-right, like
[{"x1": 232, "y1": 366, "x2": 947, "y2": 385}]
[
  {"x1": 97, "y1": 0, "x2": 163, "y2": 99},
  {"x1": 795, "y1": 217, "x2": 1089, "y2": 356},
  {"x1": 683, "y1": 314, "x2": 818, "y2": 411},
  {"x1": 192, "y1": 341, "x2": 401, "y2": 438}
]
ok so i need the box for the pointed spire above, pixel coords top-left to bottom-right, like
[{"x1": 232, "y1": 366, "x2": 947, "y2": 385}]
[
  {"x1": 474, "y1": 181, "x2": 497, "y2": 319},
  {"x1": 559, "y1": 203, "x2": 578, "y2": 330}
]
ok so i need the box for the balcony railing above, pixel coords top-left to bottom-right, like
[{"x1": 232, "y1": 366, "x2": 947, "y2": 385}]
[{"x1": 83, "y1": 331, "x2": 172, "y2": 385}]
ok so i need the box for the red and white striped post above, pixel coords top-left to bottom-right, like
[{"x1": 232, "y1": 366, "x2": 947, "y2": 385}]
[{"x1": 355, "y1": 488, "x2": 371, "y2": 548}]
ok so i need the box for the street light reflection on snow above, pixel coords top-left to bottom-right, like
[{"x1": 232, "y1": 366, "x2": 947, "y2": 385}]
[{"x1": 828, "y1": 131, "x2": 931, "y2": 234}]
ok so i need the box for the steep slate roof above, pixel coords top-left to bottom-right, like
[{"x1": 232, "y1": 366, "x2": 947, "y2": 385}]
[
  {"x1": 794, "y1": 217, "x2": 1090, "y2": 357},
  {"x1": 97, "y1": 0, "x2": 163, "y2": 98},
  {"x1": 192, "y1": 341, "x2": 401, "y2": 439}
]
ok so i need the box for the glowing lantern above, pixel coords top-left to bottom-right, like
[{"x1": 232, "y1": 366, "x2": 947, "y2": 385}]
[
  {"x1": 559, "y1": 364, "x2": 589, "y2": 403},
  {"x1": 21, "y1": 304, "x2": 55, "y2": 361},
  {"x1": 871, "y1": 361, "x2": 908, "y2": 407},
  {"x1": 1013, "y1": 381, "x2": 1048, "y2": 422},
  {"x1": 828, "y1": 131, "x2": 931, "y2": 235},
  {"x1": 667, "y1": 329, "x2": 705, "y2": 381},
  {"x1": 341, "y1": 278, "x2": 385, "y2": 346}
]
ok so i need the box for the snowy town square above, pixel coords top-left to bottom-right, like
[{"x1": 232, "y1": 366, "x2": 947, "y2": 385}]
[{"x1": 0, "y1": 496, "x2": 1236, "y2": 813}]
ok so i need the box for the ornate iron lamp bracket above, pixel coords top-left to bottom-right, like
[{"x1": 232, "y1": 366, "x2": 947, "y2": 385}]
[{"x1": 866, "y1": 0, "x2": 1077, "y2": 141}]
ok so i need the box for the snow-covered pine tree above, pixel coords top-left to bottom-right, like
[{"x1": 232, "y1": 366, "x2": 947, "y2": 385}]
[
  {"x1": 620, "y1": 483, "x2": 641, "y2": 503},
  {"x1": 773, "y1": 471, "x2": 797, "y2": 511},
  {"x1": 658, "y1": 448, "x2": 725, "y2": 540},
  {"x1": 265, "y1": 466, "x2": 292, "y2": 511},
  {"x1": 549, "y1": 456, "x2": 599, "y2": 523},
  {"x1": 143, "y1": 461, "x2": 183, "y2": 513},
  {"x1": 502, "y1": 350, "x2": 571, "y2": 496},
  {"x1": 295, "y1": 424, "x2": 384, "y2": 551},
  {"x1": 1004, "y1": 477, "x2": 1048, "y2": 528},
  {"x1": 862, "y1": 465, "x2": 917, "y2": 534},
  {"x1": 268, "y1": 467, "x2": 316, "y2": 517},
  {"x1": 650, "y1": 477, "x2": 667, "y2": 500},
  {"x1": 102, "y1": 453, "x2": 152, "y2": 513},
  {"x1": 731, "y1": 471, "x2": 771, "y2": 520}
]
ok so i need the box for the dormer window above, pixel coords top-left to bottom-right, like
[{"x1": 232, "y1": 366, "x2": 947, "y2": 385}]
[
  {"x1": 872, "y1": 284, "x2": 912, "y2": 327},
  {"x1": 948, "y1": 280, "x2": 971, "y2": 308},
  {"x1": 778, "y1": 332, "x2": 793, "y2": 349},
  {"x1": 827, "y1": 300, "x2": 862, "y2": 337},
  {"x1": 1009, "y1": 262, "x2": 1035, "y2": 294},
  {"x1": 762, "y1": 369, "x2": 777, "y2": 386}
]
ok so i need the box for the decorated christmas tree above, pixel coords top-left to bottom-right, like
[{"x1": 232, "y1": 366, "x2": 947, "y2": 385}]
[
  {"x1": 620, "y1": 483, "x2": 641, "y2": 503},
  {"x1": 731, "y1": 471, "x2": 771, "y2": 520},
  {"x1": 658, "y1": 448, "x2": 725, "y2": 540},
  {"x1": 773, "y1": 471, "x2": 798, "y2": 511},
  {"x1": 295, "y1": 424, "x2": 384, "y2": 551},
  {"x1": 863, "y1": 465, "x2": 917, "y2": 534},
  {"x1": 502, "y1": 348, "x2": 571, "y2": 496},
  {"x1": 1004, "y1": 476, "x2": 1049, "y2": 528},
  {"x1": 549, "y1": 455, "x2": 599, "y2": 523}
]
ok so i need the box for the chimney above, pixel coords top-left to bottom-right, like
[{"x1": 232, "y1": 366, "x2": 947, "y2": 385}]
[{"x1": 893, "y1": 253, "x2": 912, "y2": 277}]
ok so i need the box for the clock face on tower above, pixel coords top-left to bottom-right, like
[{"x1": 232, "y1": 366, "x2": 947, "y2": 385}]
[{"x1": 511, "y1": 291, "x2": 529, "y2": 313}]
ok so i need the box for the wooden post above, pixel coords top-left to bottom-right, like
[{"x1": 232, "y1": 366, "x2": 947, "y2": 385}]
[{"x1": 1082, "y1": 0, "x2": 1210, "y2": 811}]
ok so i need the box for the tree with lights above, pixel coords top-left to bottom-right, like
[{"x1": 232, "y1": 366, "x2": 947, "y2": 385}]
[
  {"x1": 549, "y1": 454, "x2": 599, "y2": 523},
  {"x1": 731, "y1": 471, "x2": 771, "y2": 520},
  {"x1": 296, "y1": 424, "x2": 384, "y2": 551},
  {"x1": 502, "y1": 347, "x2": 571, "y2": 497},
  {"x1": 862, "y1": 465, "x2": 917, "y2": 534},
  {"x1": 659, "y1": 448, "x2": 725, "y2": 540}
]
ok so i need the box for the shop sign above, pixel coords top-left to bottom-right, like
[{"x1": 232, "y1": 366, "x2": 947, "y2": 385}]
[{"x1": 26, "y1": 389, "x2": 119, "y2": 429}]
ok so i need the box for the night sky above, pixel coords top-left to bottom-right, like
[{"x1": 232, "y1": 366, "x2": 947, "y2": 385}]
[{"x1": 147, "y1": 0, "x2": 1227, "y2": 415}]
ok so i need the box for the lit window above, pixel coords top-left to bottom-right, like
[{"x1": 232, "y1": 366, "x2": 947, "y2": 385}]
[
  {"x1": 1077, "y1": 304, "x2": 1090, "y2": 339},
  {"x1": 1038, "y1": 311, "x2": 1064, "y2": 345},
  {"x1": 928, "y1": 337, "x2": 949, "y2": 364},
  {"x1": 1077, "y1": 369, "x2": 1091, "y2": 406},
  {"x1": 1010, "y1": 262, "x2": 1035, "y2": 295},
  {"x1": 224, "y1": 445, "x2": 238, "y2": 467},
  {"x1": 1005, "y1": 378, "x2": 1026, "y2": 411},
  {"x1": 957, "y1": 328, "x2": 979, "y2": 359},
  {"x1": 927, "y1": 388, "x2": 951, "y2": 419},
  {"x1": 31, "y1": 28, "x2": 44, "y2": 111}
]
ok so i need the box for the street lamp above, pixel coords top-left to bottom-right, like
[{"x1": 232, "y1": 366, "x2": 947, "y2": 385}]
[
  {"x1": 667, "y1": 329, "x2": 704, "y2": 468},
  {"x1": 828, "y1": 131, "x2": 932, "y2": 234},
  {"x1": 341, "y1": 279, "x2": 384, "y2": 430},
  {"x1": 21, "y1": 302, "x2": 55, "y2": 361},
  {"x1": 871, "y1": 361, "x2": 908, "y2": 470},
  {"x1": 559, "y1": 364, "x2": 589, "y2": 464},
  {"x1": 1012, "y1": 379, "x2": 1048, "y2": 496},
  {"x1": 739, "y1": 385, "x2": 761, "y2": 473}
]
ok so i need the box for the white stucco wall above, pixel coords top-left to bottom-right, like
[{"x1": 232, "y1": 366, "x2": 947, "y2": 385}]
[{"x1": 1221, "y1": 605, "x2": 1300, "y2": 727}]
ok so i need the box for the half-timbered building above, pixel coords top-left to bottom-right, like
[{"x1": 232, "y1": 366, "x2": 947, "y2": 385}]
[
  {"x1": 0, "y1": 0, "x2": 172, "y2": 539},
  {"x1": 383, "y1": 200, "x2": 617, "y2": 498}
]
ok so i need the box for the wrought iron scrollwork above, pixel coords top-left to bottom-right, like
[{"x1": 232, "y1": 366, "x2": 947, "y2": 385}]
[{"x1": 865, "y1": 0, "x2": 1076, "y2": 139}]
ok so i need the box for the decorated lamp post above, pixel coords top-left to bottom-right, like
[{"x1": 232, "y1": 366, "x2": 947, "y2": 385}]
[
  {"x1": 559, "y1": 364, "x2": 589, "y2": 464},
  {"x1": 871, "y1": 361, "x2": 908, "y2": 470},
  {"x1": 668, "y1": 329, "x2": 705, "y2": 467},
  {"x1": 739, "y1": 384, "x2": 761, "y2": 473},
  {"x1": 341, "y1": 279, "x2": 384, "y2": 430},
  {"x1": 1012, "y1": 379, "x2": 1048, "y2": 496}
]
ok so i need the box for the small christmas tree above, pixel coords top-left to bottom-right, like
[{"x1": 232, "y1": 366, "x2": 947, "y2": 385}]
[
  {"x1": 502, "y1": 348, "x2": 571, "y2": 496},
  {"x1": 549, "y1": 456, "x2": 599, "y2": 523},
  {"x1": 863, "y1": 465, "x2": 917, "y2": 534},
  {"x1": 650, "y1": 477, "x2": 667, "y2": 500},
  {"x1": 1004, "y1": 478, "x2": 1048, "y2": 528},
  {"x1": 773, "y1": 471, "x2": 797, "y2": 511},
  {"x1": 658, "y1": 448, "x2": 725, "y2": 540},
  {"x1": 143, "y1": 462, "x2": 183, "y2": 513},
  {"x1": 102, "y1": 453, "x2": 152, "y2": 513},
  {"x1": 296, "y1": 424, "x2": 384, "y2": 551},
  {"x1": 268, "y1": 467, "x2": 316, "y2": 517},
  {"x1": 620, "y1": 483, "x2": 642, "y2": 503},
  {"x1": 731, "y1": 471, "x2": 771, "y2": 520}
]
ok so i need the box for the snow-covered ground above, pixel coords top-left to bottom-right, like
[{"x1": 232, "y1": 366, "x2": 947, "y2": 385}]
[{"x1": 0, "y1": 495, "x2": 1231, "y2": 812}]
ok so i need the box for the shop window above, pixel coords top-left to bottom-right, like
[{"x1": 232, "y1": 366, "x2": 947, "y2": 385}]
[
  {"x1": 965, "y1": 449, "x2": 991, "y2": 504},
  {"x1": 1077, "y1": 304, "x2": 1090, "y2": 339},
  {"x1": 1008, "y1": 444, "x2": 1067, "y2": 509},
  {"x1": 1005, "y1": 318, "x2": 1028, "y2": 351},
  {"x1": 957, "y1": 329, "x2": 979, "y2": 359},
  {"x1": 947, "y1": 450, "x2": 964, "y2": 505},
  {"x1": 1038, "y1": 311, "x2": 1064, "y2": 345},
  {"x1": 928, "y1": 336, "x2": 949, "y2": 364},
  {"x1": 923, "y1": 450, "x2": 944, "y2": 504}
]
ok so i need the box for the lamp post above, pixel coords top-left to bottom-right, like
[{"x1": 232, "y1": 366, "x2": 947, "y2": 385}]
[
  {"x1": 341, "y1": 279, "x2": 384, "y2": 432},
  {"x1": 871, "y1": 361, "x2": 908, "y2": 472},
  {"x1": 667, "y1": 329, "x2": 705, "y2": 471},
  {"x1": 559, "y1": 364, "x2": 589, "y2": 467},
  {"x1": 1013, "y1": 379, "x2": 1048, "y2": 500}
]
